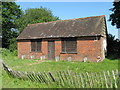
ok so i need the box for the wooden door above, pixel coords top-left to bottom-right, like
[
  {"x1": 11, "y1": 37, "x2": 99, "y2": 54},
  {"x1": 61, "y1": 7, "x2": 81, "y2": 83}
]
[{"x1": 48, "y1": 40, "x2": 55, "y2": 60}]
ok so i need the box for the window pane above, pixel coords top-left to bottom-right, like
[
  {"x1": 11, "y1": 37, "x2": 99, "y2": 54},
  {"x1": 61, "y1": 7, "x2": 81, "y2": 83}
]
[
  {"x1": 31, "y1": 40, "x2": 36, "y2": 51},
  {"x1": 62, "y1": 40, "x2": 66, "y2": 52},
  {"x1": 31, "y1": 39, "x2": 42, "y2": 52},
  {"x1": 62, "y1": 38, "x2": 77, "y2": 53},
  {"x1": 37, "y1": 40, "x2": 41, "y2": 51}
]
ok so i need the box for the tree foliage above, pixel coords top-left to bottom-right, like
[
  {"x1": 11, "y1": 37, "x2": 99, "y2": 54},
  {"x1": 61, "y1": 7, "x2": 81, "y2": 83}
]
[
  {"x1": 109, "y1": 1, "x2": 120, "y2": 28},
  {"x1": 2, "y1": 2, "x2": 22, "y2": 48},
  {"x1": 107, "y1": 34, "x2": 120, "y2": 59},
  {"x1": 2, "y1": 3, "x2": 59, "y2": 51},
  {"x1": 16, "y1": 7, "x2": 59, "y2": 33}
]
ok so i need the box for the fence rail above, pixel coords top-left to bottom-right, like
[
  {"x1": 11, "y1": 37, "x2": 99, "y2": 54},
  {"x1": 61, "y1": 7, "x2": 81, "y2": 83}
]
[{"x1": 2, "y1": 62, "x2": 119, "y2": 88}]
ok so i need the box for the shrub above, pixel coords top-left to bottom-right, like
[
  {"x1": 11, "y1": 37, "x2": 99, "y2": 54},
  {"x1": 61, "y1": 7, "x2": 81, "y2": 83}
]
[
  {"x1": 1, "y1": 48, "x2": 11, "y2": 56},
  {"x1": 1, "y1": 48, "x2": 17, "y2": 57},
  {"x1": 9, "y1": 38, "x2": 17, "y2": 52},
  {"x1": 11, "y1": 50, "x2": 18, "y2": 56}
]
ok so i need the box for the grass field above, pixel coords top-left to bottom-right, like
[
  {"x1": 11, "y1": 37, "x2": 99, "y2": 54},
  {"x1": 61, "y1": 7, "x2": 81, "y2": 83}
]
[{"x1": 1, "y1": 48, "x2": 119, "y2": 88}]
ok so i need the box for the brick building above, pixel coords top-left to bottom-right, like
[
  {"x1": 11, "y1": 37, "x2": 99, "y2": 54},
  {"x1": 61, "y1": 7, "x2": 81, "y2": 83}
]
[{"x1": 17, "y1": 15, "x2": 107, "y2": 62}]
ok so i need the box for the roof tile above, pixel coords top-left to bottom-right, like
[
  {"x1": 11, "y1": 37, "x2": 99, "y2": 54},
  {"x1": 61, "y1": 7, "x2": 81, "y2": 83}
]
[{"x1": 17, "y1": 15, "x2": 107, "y2": 40}]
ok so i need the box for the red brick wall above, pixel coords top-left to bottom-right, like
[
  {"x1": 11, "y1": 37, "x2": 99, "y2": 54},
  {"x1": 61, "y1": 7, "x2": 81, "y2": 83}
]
[
  {"x1": 17, "y1": 37, "x2": 105, "y2": 61},
  {"x1": 18, "y1": 39, "x2": 48, "y2": 59},
  {"x1": 60, "y1": 37, "x2": 105, "y2": 61}
]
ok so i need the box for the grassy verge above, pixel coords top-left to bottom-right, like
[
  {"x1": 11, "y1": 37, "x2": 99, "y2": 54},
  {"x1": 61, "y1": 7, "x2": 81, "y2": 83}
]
[
  {"x1": 1, "y1": 48, "x2": 119, "y2": 88},
  {"x1": 2, "y1": 70, "x2": 44, "y2": 88}
]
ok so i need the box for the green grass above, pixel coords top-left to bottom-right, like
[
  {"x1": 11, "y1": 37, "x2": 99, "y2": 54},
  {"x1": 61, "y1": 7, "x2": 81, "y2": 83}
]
[
  {"x1": 11, "y1": 59, "x2": 118, "y2": 73},
  {"x1": 2, "y1": 70, "x2": 45, "y2": 88},
  {"x1": 3, "y1": 54, "x2": 118, "y2": 73},
  {"x1": 1, "y1": 48, "x2": 119, "y2": 88}
]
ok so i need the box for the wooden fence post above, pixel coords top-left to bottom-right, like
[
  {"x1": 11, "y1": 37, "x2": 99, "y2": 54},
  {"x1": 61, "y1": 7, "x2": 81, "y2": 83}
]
[
  {"x1": 107, "y1": 70, "x2": 112, "y2": 88},
  {"x1": 104, "y1": 71, "x2": 108, "y2": 88},
  {"x1": 2, "y1": 64, "x2": 118, "y2": 88},
  {"x1": 112, "y1": 70, "x2": 117, "y2": 88}
]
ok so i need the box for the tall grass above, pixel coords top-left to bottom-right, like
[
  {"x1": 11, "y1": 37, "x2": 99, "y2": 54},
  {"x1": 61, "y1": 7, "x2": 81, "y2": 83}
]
[{"x1": 1, "y1": 48, "x2": 119, "y2": 88}]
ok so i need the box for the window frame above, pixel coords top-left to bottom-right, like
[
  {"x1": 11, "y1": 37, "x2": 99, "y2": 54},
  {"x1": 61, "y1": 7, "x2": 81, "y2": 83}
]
[
  {"x1": 31, "y1": 39, "x2": 42, "y2": 52},
  {"x1": 61, "y1": 38, "x2": 77, "y2": 54}
]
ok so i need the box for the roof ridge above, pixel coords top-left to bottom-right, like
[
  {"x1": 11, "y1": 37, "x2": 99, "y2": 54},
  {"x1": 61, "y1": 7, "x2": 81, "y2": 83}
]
[{"x1": 28, "y1": 15, "x2": 105, "y2": 26}]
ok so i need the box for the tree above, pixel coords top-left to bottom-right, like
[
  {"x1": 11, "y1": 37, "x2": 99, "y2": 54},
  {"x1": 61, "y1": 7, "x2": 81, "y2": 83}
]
[
  {"x1": 109, "y1": 0, "x2": 120, "y2": 28},
  {"x1": 107, "y1": 34, "x2": 120, "y2": 59},
  {"x1": 2, "y1": 3, "x2": 59, "y2": 50},
  {"x1": 2, "y1": 2, "x2": 22, "y2": 48},
  {"x1": 16, "y1": 7, "x2": 59, "y2": 33}
]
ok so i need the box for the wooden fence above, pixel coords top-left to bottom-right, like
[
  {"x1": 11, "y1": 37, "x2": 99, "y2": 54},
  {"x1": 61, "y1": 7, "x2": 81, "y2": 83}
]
[{"x1": 2, "y1": 62, "x2": 119, "y2": 88}]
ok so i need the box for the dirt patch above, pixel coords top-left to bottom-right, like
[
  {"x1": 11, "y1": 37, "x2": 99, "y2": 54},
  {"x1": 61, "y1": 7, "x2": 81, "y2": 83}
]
[
  {"x1": 28, "y1": 61, "x2": 42, "y2": 65},
  {"x1": 27, "y1": 60, "x2": 48, "y2": 65},
  {"x1": 12, "y1": 60, "x2": 51, "y2": 69},
  {"x1": 12, "y1": 60, "x2": 45, "y2": 69}
]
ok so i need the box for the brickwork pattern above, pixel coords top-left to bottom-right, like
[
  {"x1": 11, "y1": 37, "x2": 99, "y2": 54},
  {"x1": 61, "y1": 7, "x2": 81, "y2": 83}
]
[{"x1": 18, "y1": 37, "x2": 105, "y2": 62}]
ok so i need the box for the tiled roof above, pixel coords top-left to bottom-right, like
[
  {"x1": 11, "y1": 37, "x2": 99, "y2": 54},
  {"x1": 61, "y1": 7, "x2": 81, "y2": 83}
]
[{"x1": 17, "y1": 15, "x2": 107, "y2": 40}]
